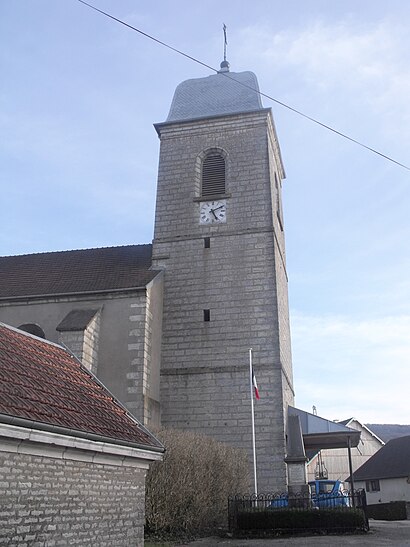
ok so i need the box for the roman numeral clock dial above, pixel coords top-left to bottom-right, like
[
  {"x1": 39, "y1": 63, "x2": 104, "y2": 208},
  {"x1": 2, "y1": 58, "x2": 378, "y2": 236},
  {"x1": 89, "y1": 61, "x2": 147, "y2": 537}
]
[{"x1": 199, "y1": 200, "x2": 227, "y2": 224}]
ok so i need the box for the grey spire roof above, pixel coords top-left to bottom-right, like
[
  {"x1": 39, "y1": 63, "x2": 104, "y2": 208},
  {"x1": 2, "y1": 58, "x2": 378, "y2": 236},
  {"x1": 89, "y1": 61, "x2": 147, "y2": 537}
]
[{"x1": 165, "y1": 70, "x2": 264, "y2": 123}]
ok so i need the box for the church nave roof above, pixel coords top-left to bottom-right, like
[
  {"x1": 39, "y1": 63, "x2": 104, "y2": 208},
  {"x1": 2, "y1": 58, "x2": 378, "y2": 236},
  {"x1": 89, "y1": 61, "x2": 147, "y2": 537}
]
[{"x1": 0, "y1": 244, "x2": 158, "y2": 300}]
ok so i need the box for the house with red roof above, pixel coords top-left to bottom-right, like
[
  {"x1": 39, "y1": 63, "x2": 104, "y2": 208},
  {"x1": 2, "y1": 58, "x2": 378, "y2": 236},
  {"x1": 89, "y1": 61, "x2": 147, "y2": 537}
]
[{"x1": 0, "y1": 322, "x2": 164, "y2": 545}]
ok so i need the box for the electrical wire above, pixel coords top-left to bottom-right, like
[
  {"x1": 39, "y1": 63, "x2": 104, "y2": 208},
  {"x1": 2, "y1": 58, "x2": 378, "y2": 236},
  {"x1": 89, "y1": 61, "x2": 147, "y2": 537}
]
[{"x1": 77, "y1": 0, "x2": 410, "y2": 172}]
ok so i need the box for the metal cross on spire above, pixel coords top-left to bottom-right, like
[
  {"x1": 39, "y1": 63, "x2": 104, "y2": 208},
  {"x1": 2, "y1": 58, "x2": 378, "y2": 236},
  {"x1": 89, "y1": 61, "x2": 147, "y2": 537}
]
[
  {"x1": 223, "y1": 23, "x2": 227, "y2": 62},
  {"x1": 219, "y1": 23, "x2": 230, "y2": 72}
]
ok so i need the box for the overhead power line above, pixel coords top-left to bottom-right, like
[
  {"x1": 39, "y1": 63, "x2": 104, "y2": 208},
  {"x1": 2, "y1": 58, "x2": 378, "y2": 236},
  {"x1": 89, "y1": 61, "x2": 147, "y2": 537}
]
[{"x1": 77, "y1": 0, "x2": 410, "y2": 172}]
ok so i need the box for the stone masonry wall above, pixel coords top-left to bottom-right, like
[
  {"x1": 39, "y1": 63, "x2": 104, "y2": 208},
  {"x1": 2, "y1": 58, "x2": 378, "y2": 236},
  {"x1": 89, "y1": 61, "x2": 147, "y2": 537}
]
[
  {"x1": 153, "y1": 110, "x2": 294, "y2": 492},
  {"x1": 161, "y1": 365, "x2": 288, "y2": 491},
  {"x1": 82, "y1": 311, "x2": 100, "y2": 375},
  {"x1": 0, "y1": 450, "x2": 146, "y2": 546},
  {"x1": 57, "y1": 311, "x2": 100, "y2": 375},
  {"x1": 127, "y1": 275, "x2": 163, "y2": 428},
  {"x1": 57, "y1": 330, "x2": 84, "y2": 363},
  {"x1": 142, "y1": 275, "x2": 163, "y2": 428},
  {"x1": 127, "y1": 295, "x2": 148, "y2": 422},
  {"x1": 268, "y1": 121, "x2": 293, "y2": 392}
]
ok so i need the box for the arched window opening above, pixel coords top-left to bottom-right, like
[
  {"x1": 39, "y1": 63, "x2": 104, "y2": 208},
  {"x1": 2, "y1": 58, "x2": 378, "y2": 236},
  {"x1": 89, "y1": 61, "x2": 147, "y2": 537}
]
[
  {"x1": 18, "y1": 323, "x2": 46, "y2": 339},
  {"x1": 201, "y1": 153, "x2": 225, "y2": 197}
]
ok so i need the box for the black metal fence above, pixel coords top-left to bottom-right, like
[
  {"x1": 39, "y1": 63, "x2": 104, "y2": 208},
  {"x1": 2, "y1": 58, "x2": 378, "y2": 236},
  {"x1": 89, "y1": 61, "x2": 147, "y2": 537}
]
[{"x1": 228, "y1": 490, "x2": 369, "y2": 535}]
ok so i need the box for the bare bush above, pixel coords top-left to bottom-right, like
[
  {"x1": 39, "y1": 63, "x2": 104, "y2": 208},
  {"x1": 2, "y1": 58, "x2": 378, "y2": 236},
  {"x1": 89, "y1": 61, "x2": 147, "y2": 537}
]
[{"x1": 145, "y1": 428, "x2": 249, "y2": 537}]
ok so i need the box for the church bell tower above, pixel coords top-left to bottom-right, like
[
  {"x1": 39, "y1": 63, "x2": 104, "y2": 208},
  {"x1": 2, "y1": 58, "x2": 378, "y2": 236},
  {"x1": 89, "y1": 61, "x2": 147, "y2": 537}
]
[{"x1": 152, "y1": 62, "x2": 294, "y2": 491}]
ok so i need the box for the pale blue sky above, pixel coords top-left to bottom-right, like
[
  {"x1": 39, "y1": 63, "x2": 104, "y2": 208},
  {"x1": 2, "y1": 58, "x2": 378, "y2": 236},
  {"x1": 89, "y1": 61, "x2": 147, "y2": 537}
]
[{"x1": 1, "y1": 1, "x2": 409, "y2": 423}]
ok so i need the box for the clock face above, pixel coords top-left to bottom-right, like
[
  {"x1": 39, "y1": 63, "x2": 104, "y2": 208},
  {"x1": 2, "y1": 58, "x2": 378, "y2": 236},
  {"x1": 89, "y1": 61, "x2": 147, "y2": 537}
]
[{"x1": 199, "y1": 200, "x2": 227, "y2": 224}]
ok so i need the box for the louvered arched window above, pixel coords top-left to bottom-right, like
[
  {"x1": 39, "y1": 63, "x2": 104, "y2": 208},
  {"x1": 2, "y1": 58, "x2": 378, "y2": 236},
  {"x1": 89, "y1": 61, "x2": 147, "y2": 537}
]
[{"x1": 201, "y1": 153, "x2": 226, "y2": 197}]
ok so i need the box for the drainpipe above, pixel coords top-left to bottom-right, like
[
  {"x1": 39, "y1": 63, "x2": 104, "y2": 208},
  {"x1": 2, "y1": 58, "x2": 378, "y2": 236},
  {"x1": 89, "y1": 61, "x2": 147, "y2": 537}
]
[{"x1": 347, "y1": 436, "x2": 355, "y2": 507}]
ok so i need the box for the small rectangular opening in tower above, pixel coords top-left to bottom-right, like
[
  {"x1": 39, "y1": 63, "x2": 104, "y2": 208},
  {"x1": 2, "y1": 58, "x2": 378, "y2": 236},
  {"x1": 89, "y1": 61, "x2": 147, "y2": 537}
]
[
  {"x1": 204, "y1": 237, "x2": 211, "y2": 248},
  {"x1": 203, "y1": 309, "x2": 210, "y2": 322}
]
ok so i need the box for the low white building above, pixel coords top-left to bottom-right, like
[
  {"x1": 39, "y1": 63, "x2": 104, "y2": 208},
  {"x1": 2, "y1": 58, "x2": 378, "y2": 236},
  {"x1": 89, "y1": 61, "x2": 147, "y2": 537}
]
[{"x1": 352, "y1": 435, "x2": 410, "y2": 505}]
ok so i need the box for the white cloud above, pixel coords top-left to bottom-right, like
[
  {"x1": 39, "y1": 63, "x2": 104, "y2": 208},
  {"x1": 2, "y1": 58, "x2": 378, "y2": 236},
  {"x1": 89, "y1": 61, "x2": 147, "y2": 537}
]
[
  {"x1": 266, "y1": 22, "x2": 394, "y2": 85},
  {"x1": 236, "y1": 19, "x2": 410, "y2": 144},
  {"x1": 291, "y1": 311, "x2": 410, "y2": 423}
]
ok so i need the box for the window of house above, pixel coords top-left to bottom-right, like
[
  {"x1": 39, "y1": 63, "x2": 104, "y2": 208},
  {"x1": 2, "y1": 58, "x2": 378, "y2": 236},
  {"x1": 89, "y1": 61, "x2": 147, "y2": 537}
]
[
  {"x1": 201, "y1": 153, "x2": 225, "y2": 197},
  {"x1": 366, "y1": 479, "x2": 380, "y2": 492}
]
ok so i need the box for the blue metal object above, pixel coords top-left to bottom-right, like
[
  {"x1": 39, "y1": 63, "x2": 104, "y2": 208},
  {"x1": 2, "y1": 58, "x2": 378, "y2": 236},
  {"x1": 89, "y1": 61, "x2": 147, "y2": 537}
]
[
  {"x1": 309, "y1": 480, "x2": 350, "y2": 508},
  {"x1": 270, "y1": 479, "x2": 350, "y2": 509}
]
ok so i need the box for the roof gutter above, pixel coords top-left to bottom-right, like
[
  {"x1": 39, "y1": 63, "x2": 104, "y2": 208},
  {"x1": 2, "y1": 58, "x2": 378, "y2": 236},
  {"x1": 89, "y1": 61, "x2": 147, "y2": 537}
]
[
  {"x1": 0, "y1": 285, "x2": 151, "y2": 303},
  {"x1": 0, "y1": 413, "x2": 164, "y2": 454}
]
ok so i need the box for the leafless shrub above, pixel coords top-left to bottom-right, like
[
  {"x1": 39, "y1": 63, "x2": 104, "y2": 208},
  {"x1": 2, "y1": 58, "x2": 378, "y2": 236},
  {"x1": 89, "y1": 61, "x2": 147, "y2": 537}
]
[{"x1": 145, "y1": 428, "x2": 249, "y2": 537}]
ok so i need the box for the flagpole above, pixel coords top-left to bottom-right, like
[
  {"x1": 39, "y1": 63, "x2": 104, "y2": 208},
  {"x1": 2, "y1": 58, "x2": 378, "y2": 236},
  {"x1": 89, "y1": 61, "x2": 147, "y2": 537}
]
[{"x1": 249, "y1": 348, "x2": 258, "y2": 496}]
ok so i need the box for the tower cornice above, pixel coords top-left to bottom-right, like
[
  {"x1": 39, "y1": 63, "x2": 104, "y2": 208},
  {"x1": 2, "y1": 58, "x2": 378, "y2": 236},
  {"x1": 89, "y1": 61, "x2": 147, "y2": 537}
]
[{"x1": 154, "y1": 107, "x2": 272, "y2": 135}]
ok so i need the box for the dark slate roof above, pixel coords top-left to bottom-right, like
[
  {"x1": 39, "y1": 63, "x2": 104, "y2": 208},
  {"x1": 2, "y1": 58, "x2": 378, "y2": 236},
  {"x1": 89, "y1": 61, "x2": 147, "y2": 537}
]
[
  {"x1": 165, "y1": 70, "x2": 264, "y2": 123},
  {"x1": 0, "y1": 245, "x2": 158, "y2": 300},
  {"x1": 56, "y1": 309, "x2": 99, "y2": 332},
  {"x1": 337, "y1": 418, "x2": 352, "y2": 426},
  {"x1": 352, "y1": 436, "x2": 410, "y2": 481},
  {"x1": 0, "y1": 323, "x2": 163, "y2": 451},
  {"x1": 366, "y1": 424, "x2": 410, "y2": 443}
]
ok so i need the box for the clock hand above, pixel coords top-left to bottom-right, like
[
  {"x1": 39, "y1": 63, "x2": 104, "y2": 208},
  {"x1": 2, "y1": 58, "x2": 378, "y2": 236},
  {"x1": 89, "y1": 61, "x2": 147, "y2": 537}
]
[
  {"x1": 210, "y1": 208, "x2": 218, "y2": 220},
  {"x1": 213, "y1": 205, "x2": 225, "y2": 211}
]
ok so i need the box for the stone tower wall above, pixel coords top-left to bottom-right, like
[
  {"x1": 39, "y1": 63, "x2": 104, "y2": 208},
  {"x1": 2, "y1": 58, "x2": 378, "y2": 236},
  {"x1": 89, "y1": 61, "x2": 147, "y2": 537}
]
[{"x1": 153, "y1": 110, "x2": 294, "y2": 491}]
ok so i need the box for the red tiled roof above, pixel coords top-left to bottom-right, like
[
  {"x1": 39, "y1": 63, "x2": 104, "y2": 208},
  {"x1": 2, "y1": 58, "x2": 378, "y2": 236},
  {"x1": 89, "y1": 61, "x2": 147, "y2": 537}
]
[
  {"x1": 0, "y1": 244, "x2": 158, "y2": 299},
  {"x1": 0, "y1": 323, "x2": 163, "y2": 451}
]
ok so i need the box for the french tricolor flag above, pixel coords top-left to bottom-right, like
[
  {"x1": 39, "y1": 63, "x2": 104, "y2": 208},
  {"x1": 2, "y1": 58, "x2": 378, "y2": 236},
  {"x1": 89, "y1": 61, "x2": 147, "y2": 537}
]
[{"x1": 252, "y1": 367, "x2": 260, "y2": 400}]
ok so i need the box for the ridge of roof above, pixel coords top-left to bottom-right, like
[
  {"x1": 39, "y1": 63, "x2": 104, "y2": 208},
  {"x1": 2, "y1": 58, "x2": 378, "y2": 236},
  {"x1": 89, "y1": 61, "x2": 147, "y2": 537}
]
[
  {"x1": 1, "y1": 243, "x2": 152, "y2": 259},
  {"x1": 0, "y1": 323, "x2": 163, "y2": 452}
]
